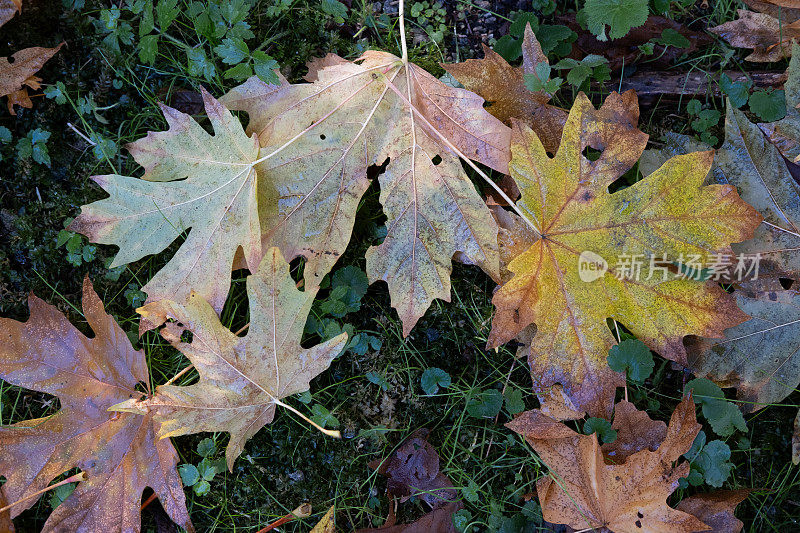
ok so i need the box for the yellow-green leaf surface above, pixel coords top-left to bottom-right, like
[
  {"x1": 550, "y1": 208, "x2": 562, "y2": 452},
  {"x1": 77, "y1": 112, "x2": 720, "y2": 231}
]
[
  {"x1": 489, "y1": 93, "x2": 761, "y2": 417},
  {"x1": 220, "y1": 50, "x2": 509, "y2": 335},
  {"x1": 69, "y1": 89, "x2": 261, "y2": 324},
  {"x1": 122, "y1": 247, "x2": 347, "y2": 470}
]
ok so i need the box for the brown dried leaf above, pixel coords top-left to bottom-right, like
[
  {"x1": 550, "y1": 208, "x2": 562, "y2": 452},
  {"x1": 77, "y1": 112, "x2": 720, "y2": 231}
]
[
  {"x1": 602, "y1": 400, "x2": 667, "y2": 463},
  {"x1": 355, "y1": 503, "x2": 461, "y2": 533},
  {"x1": 507, "y1": 396, "x2": 707, "y2": 533},
  {"x1": 442, "y1": 23, "x2": 567, "y2": 153},
  {"x1": 0, "y1": 278, "x2": 192, "y2": 533},
  {"x1": 0, "y1": 44, "x2": 62, "y2": 113},
  {"x1": 0, "y1": 489, "x2": 14, "y2": 533},
  {"x1": 369, "y1": 428, "x2": 457, "y2": 507},
  {"x1": 710, "y1": 10, "x2": 800, "y2": 62},
  {"x1": 0, "y1": 0, "x2": 20, "y2": 29},
  {"x1": 676, "y1": 490, "x2": 749, "y2": 533}
]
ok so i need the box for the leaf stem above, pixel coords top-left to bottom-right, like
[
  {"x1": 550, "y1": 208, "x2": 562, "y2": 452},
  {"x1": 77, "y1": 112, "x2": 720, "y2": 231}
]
[
  {"x1": 273, "y1": 398, "x2": 341, "y2": 438},
  {"x1": 399, "y1": 0, "x2": 408, "y2": 63},
  {"x1": 0, "y1": 472, "x2": 87, "y2": 515}
]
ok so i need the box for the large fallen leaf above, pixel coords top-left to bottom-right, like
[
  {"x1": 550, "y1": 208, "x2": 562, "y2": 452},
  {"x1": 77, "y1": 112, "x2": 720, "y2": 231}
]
[
  {"x1": 676, "y1": 490, "x2": 749, "y2": 533},
  {"x1": 0, "y1": 278, "x2": 192, "y2": 533},
  {"x1": 507, "y1": 396, "x2": 707, "y2": 533},
  {"x1": 220, "y1": 50, "x2": 510, "y2": 335},
  {"x1": 115, "y1": 247, "x2": 347, "y2": 469},
  {"x1": 710, "y1": 10, "x2": 800, "y2": 62},
  {"x1": 69, "y1": 89, "x2": 262, "y2": 327},
  {"x1": 0, "y1": 44, "x2": 62, "y2": 114},
  {"x1": 715, "y1": 103, "x2": 800, "y2": 280},
  {"x1": 687, "y1": 284, "x2": 800, "y2": 412},
  {"x1": 488, "y1": 92, "x2": 760, "y2": 416},
  {"x1": 441, "y1": 23, "x2": 567, "y2": 153}
]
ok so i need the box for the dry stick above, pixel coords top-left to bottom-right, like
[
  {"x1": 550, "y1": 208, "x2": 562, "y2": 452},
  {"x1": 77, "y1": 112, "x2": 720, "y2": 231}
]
[
  {"x1": 0, "y1": 472, "x2": 87, "y2": 515},
  {"x1": 140, "y1": 493, "x2": 158, "y2": 511}
]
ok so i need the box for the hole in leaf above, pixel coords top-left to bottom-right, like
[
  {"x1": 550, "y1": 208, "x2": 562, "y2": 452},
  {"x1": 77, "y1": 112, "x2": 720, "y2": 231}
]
[
  {"x1": 582, "y1": 146, "x2": 602, "y2": 161},
  {"x1": 431, "y1": 155, "x2": 442, "y2": 166},
  {"x1": 320, "y1": 134, "x2": 326, "y2": 140},
  {"x1": 180, "y1": 330, "x2": 193, "y2": 343},
  {"x1": 780, "y1": 278, "x2": 794, "y2": 289}
]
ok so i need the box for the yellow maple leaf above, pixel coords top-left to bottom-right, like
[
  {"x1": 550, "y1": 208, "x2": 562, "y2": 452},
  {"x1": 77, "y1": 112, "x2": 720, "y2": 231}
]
[{"x1": 489, "y1": 92, "x2": 762, "y2": 417}]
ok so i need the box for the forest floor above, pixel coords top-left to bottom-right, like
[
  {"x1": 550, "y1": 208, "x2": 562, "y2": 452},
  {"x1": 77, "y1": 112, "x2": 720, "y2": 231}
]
[{"x1": 1, "y1": 0, "x2": 799, "y2": 531}]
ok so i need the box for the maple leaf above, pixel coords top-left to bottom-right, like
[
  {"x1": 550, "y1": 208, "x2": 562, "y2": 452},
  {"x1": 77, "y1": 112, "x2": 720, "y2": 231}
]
[
  {"x1": 601, "y1": 400, "x2": 667, "y2": 463},
  {"x1": 441, "y1": 23, "x2": 567, "y2": 154},
  {"x1": 488, "y1": 92, "x2": 761, "y2": 417},
  {"x1": 710, "y1": 10, "x2": 800, "y2": 62},
  {"x1": 220, "y1": 50, "x2": 510, "y2": 336},
  {"x1": 69, "y1": 89, "x2": 262, "y2": 329},
  {"x1": 114, "y1": 247, "x2": 347, "y2": 470},
  {"x1": 0, "y1": 278, "x2": 192, "y2": 533},
  {"x1": 0, "y1": 44, "x2": 62, "y2": 114},
  {"x1": 507, "y1": 396, "x2": 708, "y2": 533}
]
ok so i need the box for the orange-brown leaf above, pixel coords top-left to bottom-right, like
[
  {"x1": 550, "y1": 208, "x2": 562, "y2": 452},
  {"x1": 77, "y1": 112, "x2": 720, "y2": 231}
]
[
  {"x1": 710, "y1": 10, "x2": 800, "y2": 62},
  {"x1": 0, "y1": 44, "x2": 62, "y2": 112},
  {"x1": 676, "y1": 490, "x2": 749, "y2": 533},
  {"x1": 507, "y1": 396, "x2": 707, "y2": 533},
  {"x1": 442, "y1": 24, "x2": 567, "y2": 153},
  {"x1": 0, "y1": 278, "x2": 192, "y2": 533}
]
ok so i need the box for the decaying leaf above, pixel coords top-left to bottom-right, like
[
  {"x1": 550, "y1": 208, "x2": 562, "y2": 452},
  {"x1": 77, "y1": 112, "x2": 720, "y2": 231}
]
[
  {"x1": 0, "y1": 278, "x2": 192, "y2": 533},
  {"x1": 115, "y1": 247, "x2": 347, "y2": 470},
  {"x1": 601, "y1": 400, "x2": 667, "y2": 463},
  {"x1": 793, "y1": 409, "x2": 800, "y2": 464},
  {"x1": 368, "y1": 428, "x2": 457, "y2": 507},
  {"x1": 0, "y1": 489, "x2": 14, "y2": 533},
  {"x1": 0, "y1": 0, "x2": 21, "y2": 28},
  {"x1": 355, "y1": 503, "x2": 461, "y2": 533},
  {"x1": 358, "y1": 429, "x2": 461, "y2": 533},
  {"x1": 710, "y1": 10, "x2": 800, "y2": 62},
  {"x1": 715, "y1": 103, "x2": 800, "y2": 279},
  {"x1": 758, "y1": 42, "x2": 800, "y2": 160},
  {"x1": 687, "y1": 284, "x2": 800, "y2": 413},
  {"x1": 69, "y1": 89, "x2": 262, "y2": 330},
  {"x1": 507, "y1": 396, "x2": 708, "y2": 533},
  {"x1": 675, "y1": 490, "x2": 749, "y2": 533},
  {"x1": 441, "y1": 23, "x2": 567, "y2": 153},
  {"x1": 489, "y1": 92, "x2": 760, "y2": 416},
  {"x1": 0, "y1": 44, "x2": 62, "y2": 114},
  {"x1": 220, "y1": 50, "x2": 509, "y2": 335}
]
